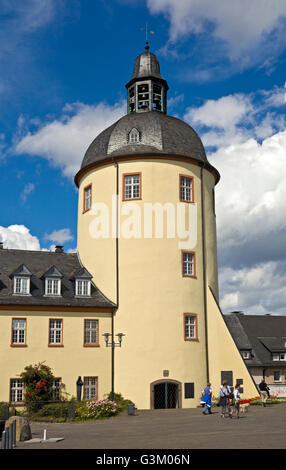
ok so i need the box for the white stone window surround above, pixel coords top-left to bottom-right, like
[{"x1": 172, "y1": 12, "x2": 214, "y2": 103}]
[
  {"x1": 13, "y1": 276, "x2": 30, "y2": 295},
  {"x1": 45, "y1": 277, "x2": 61, "y2": 296}
]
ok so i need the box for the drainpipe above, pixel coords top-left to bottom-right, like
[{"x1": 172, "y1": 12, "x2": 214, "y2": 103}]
[
  {"x1": 111, "y1": 158, "x2": 119, "y2": 400},
  {"x1": 201, "y1": 162, "x2": 210, "y2": 383}
]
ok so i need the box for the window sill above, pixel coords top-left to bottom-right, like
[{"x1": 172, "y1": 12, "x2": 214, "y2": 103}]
[
  {"x1": 83, "y1": 344, "x2": 100, "y2": 347},
  {"x1": 48, "y1": 344, "x2": 64, "y2": 347},
  {"x1": 10, "y1": 344, "x2": 27, "y2": 347}
]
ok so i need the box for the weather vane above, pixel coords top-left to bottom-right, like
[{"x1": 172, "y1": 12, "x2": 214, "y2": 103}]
[{"x1": 141, "y1": 23, "x2": 154, "y2": 50}]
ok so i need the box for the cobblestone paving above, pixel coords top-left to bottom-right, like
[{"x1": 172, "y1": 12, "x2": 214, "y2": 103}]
[{"x1": 15, "y1": 403, "x2": 286, "y2": 449}]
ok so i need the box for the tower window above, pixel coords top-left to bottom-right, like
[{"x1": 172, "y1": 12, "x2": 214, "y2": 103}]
[
  {"x1": 152, "y1": 84, "x2": 162, "y2": 111},
  {"x1": 128, "y1": 87, "x2": 135, "y2": 113},
  {"x1": 182, "y1": 252, "x2": 196, "y2": 277},
  {"x1": 123, "y1": 173, "x2": 141, "y2": 200},
  {"x1": 83, "y1": 184, "x2": 92, "y2": 212},
  {"x1": 184, "y1": 314, "x2": 198, "y2": 340},
  {"x1": 128, "y1": 128, "x2": 140, "y2": 144},
  {"x1": 180, "y1": 175, "x2": 194, "y2": 202},
  {"x1": 137, "y1": 83, "x2": 150, "y2": 110}
]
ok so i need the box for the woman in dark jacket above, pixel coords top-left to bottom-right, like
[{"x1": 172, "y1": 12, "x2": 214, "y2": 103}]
[{"x1": 219, "y1": 381, "x2": 232, "y2": 418}]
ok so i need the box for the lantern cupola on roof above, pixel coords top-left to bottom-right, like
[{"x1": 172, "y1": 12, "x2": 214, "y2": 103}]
[{"x1": 125, "y1": 40, "x2": 169, "y2": 114}]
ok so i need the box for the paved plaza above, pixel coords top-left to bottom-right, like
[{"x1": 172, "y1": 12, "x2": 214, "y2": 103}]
[{"x1": 15, "y1": 403, "x2": 286, "y2": 450}]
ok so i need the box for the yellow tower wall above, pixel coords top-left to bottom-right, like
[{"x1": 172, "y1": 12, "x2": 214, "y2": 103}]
[
  {"x1": 77, "y1": 157, "x2": 219, "y2": 409},
  {"x1": 207, "y1": 288, "x2": 258, "y2": 399}
]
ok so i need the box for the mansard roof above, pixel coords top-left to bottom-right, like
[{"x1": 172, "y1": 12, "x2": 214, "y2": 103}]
[
  {"x1": 224, "y1": 313, "x2": 286, "y2": 367},
  {"x1": 0, "y1": 248, "x2": 115, "y2": 309}
]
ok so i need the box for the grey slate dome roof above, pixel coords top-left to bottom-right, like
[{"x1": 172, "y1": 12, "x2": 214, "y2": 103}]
[
  {"x1": 131, "y1": 49, "x2": 163, "y2": 81},
  {"x1": 77, "y1": 111, "x2": 216, "y2": 181}
]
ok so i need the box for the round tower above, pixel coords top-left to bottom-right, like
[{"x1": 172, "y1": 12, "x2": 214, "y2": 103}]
[{"x1": 75, "y1": 43, "x2": 220, "y2": 409}]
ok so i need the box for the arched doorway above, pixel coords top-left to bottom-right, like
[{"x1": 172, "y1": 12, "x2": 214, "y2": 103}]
[{"x1": 151, "y1": 380, "x2": 181, "y2": 409}]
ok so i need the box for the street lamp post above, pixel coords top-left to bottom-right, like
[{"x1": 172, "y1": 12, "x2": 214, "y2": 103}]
[{"x1": 103, "y1": 332, "x2": 125, "y2": 401}]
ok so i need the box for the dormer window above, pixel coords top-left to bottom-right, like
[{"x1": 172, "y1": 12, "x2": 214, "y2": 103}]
[
  {"x1": 76, "y1": 279, "x2": 91, "y2": 296},
  {"x1": 74, "y1": 267, "x2": 92, "y2": 297},
  {"x1": 44, "y1": 266, "x2": 63, "y2": 296},
  {"x1": 128, "y1": 128, "x2": 140, "y2": 144},
  {"x1": 46, "y1": 278, "x2": 60, "y2": 296},
  {"x1": 241, "y1": 350, "x2": 251, "y2": 359},
  {"x1": 14, "y1": 276, "x2": 29, "y2": 294},
  {"x1": 12, "y1": 264, "x2": 32, "y2": 295}
]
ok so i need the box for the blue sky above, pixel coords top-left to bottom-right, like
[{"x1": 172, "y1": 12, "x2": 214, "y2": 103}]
[{"x1": 1, "y1": 0, "x2": 286, "y2": 314}]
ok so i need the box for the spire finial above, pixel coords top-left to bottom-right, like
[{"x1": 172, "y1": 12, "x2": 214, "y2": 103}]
[{"x1": 141, "y1": 23, "x2": 154, "y2": 51}]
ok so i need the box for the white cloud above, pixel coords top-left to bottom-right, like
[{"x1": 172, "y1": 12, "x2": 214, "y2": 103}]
[
  {"x1": 14, "y1": 101, "x2": 125, "y2": 178},
  {"x1": 0, "y1": 225, "x2": 40, "y2": 250},
  {"x1": 147, "y1": 0, "x2": 286, "y2": 62},
  {"x1": 21, "y1": 182, "x2": 35, "y2": 202},
  {"x1": 44, "y1": 228, "x2": 74, "y2": 244},
  {"x1": 184, "y1": 87, "x2": 286, "y2": 147},
  {"x1": 219, "y1": 262, "x2": 286, "y2": 315}
]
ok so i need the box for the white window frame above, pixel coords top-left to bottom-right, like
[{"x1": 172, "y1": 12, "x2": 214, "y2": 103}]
[
  {"x1": 10, "y1": 379, "x2": 24, "y2": 403},
  {"x1": 273, "y1": 353, "x2": 280, "y2": 361},
  {"x1": 280, "y1": 353, "x2": 286, "y2": 361},
  {"x1": 182, "y1": 252, "x2": 195, "y2": 277},
  {"x1": 274, "y1": 370, "x2": 281, "y2": 382},
  {"x1": 45, "y1": 278, "x2": 61, "y2": 296},
  {"x1": 84, "y1": 185, "x2": 92, "y2": 212},
  {"x1": 128, "y1": 128, "x2": 140, "y2": 144},
  {"x1": 242, "y1": 351, "x2": 251, "y2": 359},
  {"x1": 184, "y1": 315, "x2": 197, "y2": 340},
  {"x1": 76, "y1": 279, "x2": 91, "y2": 297},
  {"x1": 180, "y1": 176, "x2": 193, "y2": 202},
  {"x1": 84, "y1": 319, "x2": 99, "y2": 345},
  {"x1": 12, "y1": 318, "x2": 26, "y2": 345},
  {"x1": 14, "y1": 276, "x2": 30, "y2": 295},
  {"x1": 123, "y1": 174, "x2": 141, "y2": 200},
  {"x1": 51, "y1": 378, "x2": 61, "y2": 400},
  {"x1": 83, "y1": 377, "x2": 98, "y2": 400},
  {"x1": 49, "y1": 319, "x2": 63, "y2": 345}
]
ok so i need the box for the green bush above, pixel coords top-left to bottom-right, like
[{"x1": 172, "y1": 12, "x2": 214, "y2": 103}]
[
  {"x1": 0, "y1": 402, "x2": 9, "y2": 420},
  {"x1": 105, "y1": 392, "x2": 134, "y2": 412}
]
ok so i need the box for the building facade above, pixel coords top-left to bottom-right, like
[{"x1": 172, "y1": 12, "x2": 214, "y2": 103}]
[
  {"x1": 0, "y1": 43, "x2": 259, "y2": 408},
  {"x1": 224, "y1": 313, "x2": 286, "y2": 397}
]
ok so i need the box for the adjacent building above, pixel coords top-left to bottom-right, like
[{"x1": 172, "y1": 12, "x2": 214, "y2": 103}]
[{"x1": 224, "y1": 312, "x2": 286, "y2": 397}]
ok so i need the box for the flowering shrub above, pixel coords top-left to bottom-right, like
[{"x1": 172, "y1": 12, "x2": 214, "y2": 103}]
[
  {"x1": 20, "y1": 362, "x2": 61, "y2": 413},
  {"x1": 75, "y1": 399, "x2": 118, "y2": 421}
]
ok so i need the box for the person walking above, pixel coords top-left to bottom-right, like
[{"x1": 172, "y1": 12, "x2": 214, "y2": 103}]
[
  {"x1": 201, "y1": 383, "x2": 212, "y2": 415},
  {"x1": 219, "y1": 381, "x2": 232, "y2": 418},
  {"x1": 233, "y1": 384, "x2": 241, "y2": 418},
  {"x1": 259, "y1": 378, "x2": 269, "y2": 407}
]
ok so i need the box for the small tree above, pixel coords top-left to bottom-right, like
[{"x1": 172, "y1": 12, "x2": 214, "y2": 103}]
[{"x1": 20, "y1": 362, "x2": 56, "y2": 413}]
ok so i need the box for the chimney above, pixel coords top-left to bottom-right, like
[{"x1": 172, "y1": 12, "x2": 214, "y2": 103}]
[{"x1": 55, "y1": 245, "x2": 64, "y2": 253}]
